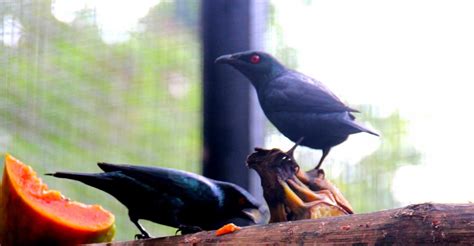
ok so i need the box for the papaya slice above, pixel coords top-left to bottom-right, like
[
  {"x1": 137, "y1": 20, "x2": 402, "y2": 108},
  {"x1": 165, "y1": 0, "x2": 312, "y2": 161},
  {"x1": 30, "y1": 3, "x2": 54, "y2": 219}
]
[
  {"x1": 215, "y1": 223, "x2": 241, "y2": 236},
  {"x1": 0, "y1": 154, "x2": 115, "y2": 245}
]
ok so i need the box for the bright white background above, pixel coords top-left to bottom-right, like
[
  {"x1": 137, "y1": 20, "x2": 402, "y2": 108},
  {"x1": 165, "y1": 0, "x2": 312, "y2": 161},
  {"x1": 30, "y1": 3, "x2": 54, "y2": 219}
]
[{"x1": 271, "y1": 0, "x2": 474, "y2": 205}]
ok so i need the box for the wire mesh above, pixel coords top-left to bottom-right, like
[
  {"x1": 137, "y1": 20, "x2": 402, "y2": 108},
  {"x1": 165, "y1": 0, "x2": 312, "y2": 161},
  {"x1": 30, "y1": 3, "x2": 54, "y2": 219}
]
[
  {"x1": 2, "y1": 0, "x2": 456, "y2": 242},
  {"x1": 1, "y1": 0, "x2": 201, "y2": 240}
]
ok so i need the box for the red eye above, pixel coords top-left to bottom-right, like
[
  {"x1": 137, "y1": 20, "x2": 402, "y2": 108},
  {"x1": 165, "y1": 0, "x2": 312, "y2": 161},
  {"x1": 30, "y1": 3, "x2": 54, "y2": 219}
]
[{"x1": 250, "y1": 55, "x2": 260, "y2": 64}]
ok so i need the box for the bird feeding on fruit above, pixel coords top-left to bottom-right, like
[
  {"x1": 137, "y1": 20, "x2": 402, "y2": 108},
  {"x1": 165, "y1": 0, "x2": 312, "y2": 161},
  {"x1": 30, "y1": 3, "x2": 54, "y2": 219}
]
[{"x1": 48, "y1": 163, "x2": 266, "y2": 239}]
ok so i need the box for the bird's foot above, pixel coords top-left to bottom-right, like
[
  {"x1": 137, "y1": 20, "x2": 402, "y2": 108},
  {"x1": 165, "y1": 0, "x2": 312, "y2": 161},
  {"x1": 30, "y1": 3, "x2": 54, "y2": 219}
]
[
  {"x1": 299, "y1": 168, "x2": 327, "y2": 191},
  {"x1": 130, "y1": 218, "x2": 151, "y2": 240},
  {"x1": 307, "y1": 168, "x2": 325, "y2": 179},
  {"x1": 176, "y1": 225, "x2": 203, "y2": 235},
  {"x1": 134, "y1": 232, "x2": 151, "y2": 240}
]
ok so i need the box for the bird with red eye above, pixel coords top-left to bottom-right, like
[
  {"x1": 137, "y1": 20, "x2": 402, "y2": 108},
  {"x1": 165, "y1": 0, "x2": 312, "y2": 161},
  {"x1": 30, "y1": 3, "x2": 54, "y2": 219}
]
[
  {"x1": 250, "y1": 54, "x2": 260, "y2": 64},
  {"x1": 215, "y1": 50, "x2": 379, "y2": 171}
]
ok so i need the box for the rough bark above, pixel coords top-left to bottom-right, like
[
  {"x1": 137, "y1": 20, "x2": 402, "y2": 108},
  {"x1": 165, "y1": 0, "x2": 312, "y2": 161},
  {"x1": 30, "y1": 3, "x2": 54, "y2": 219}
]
[{"x1": 98, "y1": 203, "x2": 474, "y2": 245}]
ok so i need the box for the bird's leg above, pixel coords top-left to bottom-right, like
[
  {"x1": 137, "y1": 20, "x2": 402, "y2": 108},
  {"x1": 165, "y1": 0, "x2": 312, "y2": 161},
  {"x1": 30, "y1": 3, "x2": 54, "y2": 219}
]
[
  {"x1": 130, "y1": 216, "x2": 151, "y2": 239},
  {"x1": 175, "y1": 225, "x2": 203, "y2": 235},
  {"x1": 303, "y1": 168, "x2": 328, "y2": 192},
  {"x1": 286, "y1": 137, "x2": 305, "y2": 157},
  {"x1": 314, "y1": 148, "x2": 331, "y2": 170}
]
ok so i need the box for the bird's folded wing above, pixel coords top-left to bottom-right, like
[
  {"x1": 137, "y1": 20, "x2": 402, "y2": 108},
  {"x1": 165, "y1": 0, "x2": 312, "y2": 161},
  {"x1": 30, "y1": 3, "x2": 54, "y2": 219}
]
[
  {"x1": 265, "y1": 74, "x2": 358, "y2": 114},
  {"x1": 98, "y1": 163, "x2": 222, "y2": 204}
]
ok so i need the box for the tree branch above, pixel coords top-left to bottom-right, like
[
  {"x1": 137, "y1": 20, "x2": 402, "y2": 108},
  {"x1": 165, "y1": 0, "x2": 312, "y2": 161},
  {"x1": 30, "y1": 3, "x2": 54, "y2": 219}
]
[{"x1": 102, "y1": 203, "x2": 474, "y2": 245}]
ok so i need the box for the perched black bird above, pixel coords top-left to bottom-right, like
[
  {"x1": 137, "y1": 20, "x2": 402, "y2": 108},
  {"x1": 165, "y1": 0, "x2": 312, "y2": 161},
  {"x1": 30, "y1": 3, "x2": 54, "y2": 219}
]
[
  {"x1": 216, "y1": 51, "x2": 379, "y2": 169},
  {"x1": 47, "y1": 163, "x2": 265, "y2": 238}
]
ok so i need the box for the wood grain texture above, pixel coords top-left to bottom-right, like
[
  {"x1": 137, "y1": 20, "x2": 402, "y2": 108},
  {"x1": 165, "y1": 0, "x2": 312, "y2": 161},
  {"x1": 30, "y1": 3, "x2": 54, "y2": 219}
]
[{"x1": 96, "y1": 203, "x2": 474, "y2": 245}]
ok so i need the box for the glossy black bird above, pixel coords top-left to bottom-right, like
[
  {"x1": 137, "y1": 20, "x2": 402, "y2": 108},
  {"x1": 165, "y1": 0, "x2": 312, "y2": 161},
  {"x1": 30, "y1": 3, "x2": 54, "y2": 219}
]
[
  {"x1": 47, "y1": 163, "x2": 264, "y2": 239},
  {"x1": 216, "y1": 51, "x2": 379, "y2": 170}
]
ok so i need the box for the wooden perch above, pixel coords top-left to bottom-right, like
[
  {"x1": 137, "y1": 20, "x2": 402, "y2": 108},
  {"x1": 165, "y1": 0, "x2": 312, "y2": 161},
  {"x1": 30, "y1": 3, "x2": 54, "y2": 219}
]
[{"x1": 101, "y1": 203, "x2": 474, "y2": 245}]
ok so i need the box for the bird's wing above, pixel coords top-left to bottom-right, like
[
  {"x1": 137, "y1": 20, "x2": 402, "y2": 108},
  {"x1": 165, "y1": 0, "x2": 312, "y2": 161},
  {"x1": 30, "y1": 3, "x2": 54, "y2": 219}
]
[
  {"x1": 264, "y1": 72, "x2": 358, "y2": 114},
  {"x1": 98, "y1": 163, "x2": 222, "y2": 205}
]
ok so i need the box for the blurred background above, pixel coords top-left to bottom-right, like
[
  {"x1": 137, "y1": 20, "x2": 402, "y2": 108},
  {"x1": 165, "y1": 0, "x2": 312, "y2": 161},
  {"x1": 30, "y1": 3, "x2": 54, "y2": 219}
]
[{"x1": 1, "y1": 0, "x2": 474, "y2": 241}]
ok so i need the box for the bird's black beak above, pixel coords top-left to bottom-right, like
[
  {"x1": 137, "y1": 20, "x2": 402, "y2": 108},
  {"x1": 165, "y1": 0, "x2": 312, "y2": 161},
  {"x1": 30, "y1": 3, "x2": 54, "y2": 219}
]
[
  {"x1": 240, "y1": 207, "x2": 268, "y2": 225},
  {"x1": 240, "y1": 208, "x2": 260, "y2": 223},
  {"x1": 215, "y1": 54, "x2": 234, "y2": 64}
]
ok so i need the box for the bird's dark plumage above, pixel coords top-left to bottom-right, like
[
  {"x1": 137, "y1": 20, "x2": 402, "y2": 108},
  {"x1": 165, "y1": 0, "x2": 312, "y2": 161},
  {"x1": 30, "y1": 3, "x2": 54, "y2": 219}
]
[
  {"x1": 216, "y1": 51, "x2": 379, "y2": 169},
  {"x1": 47, "y1": 163, "x2": 265, "y2": 238}
]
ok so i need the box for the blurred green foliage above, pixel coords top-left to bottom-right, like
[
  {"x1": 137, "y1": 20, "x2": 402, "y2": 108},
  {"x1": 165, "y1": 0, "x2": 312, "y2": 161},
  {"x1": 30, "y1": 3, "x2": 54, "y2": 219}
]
[
  {"x1": 332, "y1": 109, "x2": 420, "y2": 212},
  {"x1": 1, "y1": 0, "x2": 200, "y2": 241}
]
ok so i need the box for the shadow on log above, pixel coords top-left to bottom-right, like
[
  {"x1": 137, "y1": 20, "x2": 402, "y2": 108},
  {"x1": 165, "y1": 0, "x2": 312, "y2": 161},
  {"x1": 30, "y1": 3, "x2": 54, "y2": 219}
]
[{"x1": 95, "y1": 203, "x2": 474, "y2": 245}]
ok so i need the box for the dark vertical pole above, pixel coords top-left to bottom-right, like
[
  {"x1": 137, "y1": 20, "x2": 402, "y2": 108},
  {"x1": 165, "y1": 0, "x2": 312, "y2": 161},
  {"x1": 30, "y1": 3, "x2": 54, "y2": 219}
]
[
  {"x1": 201, "y1": 0, "x2": 267, "y2": 189},
  {"x1": 248, "y1": 0, "x2": 268, "y2": 198}
]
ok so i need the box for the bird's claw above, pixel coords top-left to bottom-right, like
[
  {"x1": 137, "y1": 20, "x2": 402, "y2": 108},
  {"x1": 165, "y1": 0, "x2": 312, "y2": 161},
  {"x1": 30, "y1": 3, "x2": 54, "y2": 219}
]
[
  {"x1": 134, "y1": 233, "x2": 150, "y2": 240},
  {"x1": 176, "y1": 225, "x2": 203, "y2": 235}
]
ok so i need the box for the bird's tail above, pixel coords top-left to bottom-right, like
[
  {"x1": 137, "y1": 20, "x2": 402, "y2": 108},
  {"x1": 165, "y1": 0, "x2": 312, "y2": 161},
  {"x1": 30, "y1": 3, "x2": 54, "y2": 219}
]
[
  {"x1": 45, "y1": 172, "x2": 112, "y2": 191},
  {"x1": 345, "y1": 120, "x2": 380, "y2": 137},
  {"x1": 362, "y1": 127, "x2": 379, "y2": 137}
]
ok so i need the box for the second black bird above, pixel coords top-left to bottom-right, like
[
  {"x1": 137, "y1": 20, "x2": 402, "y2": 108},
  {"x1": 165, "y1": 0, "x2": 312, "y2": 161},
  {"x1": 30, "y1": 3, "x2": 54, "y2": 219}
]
[
  {"x1": 47, "y1": 163, "x2": 265, "y2": 239},
  {"x1": 216, "y1": 51, "x2": 379, "y2": 169}
]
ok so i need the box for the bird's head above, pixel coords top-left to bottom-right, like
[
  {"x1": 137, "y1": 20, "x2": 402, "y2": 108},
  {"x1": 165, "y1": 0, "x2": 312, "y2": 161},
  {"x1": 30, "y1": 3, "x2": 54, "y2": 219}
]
[
  {"x1": 215, "y1": 51, "x2": 286, "y2": 88},
  {"x1": 216, "y1": 181, "x2": 268, "y2": 225}
]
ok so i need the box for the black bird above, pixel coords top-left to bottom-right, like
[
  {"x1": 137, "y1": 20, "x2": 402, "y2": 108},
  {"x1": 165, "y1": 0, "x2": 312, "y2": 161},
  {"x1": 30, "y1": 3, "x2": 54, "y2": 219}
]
[
  {"x1": 47, "y1": 163, "x2": 265, "y2": 238},
  {"x1": 216, "y1": 51, "x2": 379, "y2": 170}
]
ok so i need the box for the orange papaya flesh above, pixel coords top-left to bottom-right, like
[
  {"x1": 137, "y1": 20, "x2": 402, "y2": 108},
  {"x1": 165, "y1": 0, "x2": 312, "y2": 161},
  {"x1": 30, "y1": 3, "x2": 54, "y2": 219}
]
[
  {"x1": 215, "y1": 223, "x2": 241, "y2": 236},
  {"x1": 0, "y1": 154, "x2": 115, "y2": 245}
]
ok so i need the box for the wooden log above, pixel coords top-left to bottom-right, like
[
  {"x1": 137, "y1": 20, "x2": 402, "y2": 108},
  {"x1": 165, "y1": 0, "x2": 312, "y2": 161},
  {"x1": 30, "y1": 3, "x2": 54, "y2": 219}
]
[{"x1": 98, "y1": 203, "x2": 474, "y2": 245}]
